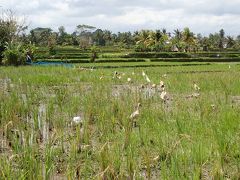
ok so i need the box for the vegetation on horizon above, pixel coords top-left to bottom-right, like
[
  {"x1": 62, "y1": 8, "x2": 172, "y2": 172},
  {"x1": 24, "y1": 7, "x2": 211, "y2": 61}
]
[{"x1": 1, "y1": 9, "x2": 240, "y2": 65}]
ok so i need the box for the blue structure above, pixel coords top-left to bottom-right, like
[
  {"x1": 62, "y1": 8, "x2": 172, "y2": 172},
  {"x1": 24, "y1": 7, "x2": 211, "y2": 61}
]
[{"x1": 30, "y1": 61, "x2": 74, "y2": 68}]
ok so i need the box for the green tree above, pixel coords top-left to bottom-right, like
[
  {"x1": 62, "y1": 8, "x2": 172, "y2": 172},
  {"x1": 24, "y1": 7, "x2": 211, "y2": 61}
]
[
  {"x1": 226, "y1": 36, "x2": 235, "y2": 49},
  {"x1": 57, "y1": 26, "x2": 67, "y2": 45},
  {"x1": 117, "y1": 31, "x2": 134, "y2": 48},
  {"x1": 93, "y1": 29, "x2": 105, "y2": 46},
  {"x1": 76, "y1": 24, "x2": 95, "y2": 48},
  {"x1": 76, "y1": 24, "x2": 96, "y2": 35},
  {"x1": 30, "y1": 27, "x2": 52, "y2": 46},
  {"x1": 155, "y1": 30, "x2": 162, "y2": 42},
  {"x1": 182, "y1": 27, "x2": 196, "y2": 52},
  {"x1": 0, "y1": 10, "x2": 27, "y2": 63},
  {"x1": 171, "y1": 29, "x2": 183, "y2": 52},
  {"x1": 48, "y1": 33, "x2": 57, "y2": 55},
  {"x1": 135, "y1": 30, "x2": 153, "y2": 51},
  {"x1": 208, "y1": 33, "x2": 219, "y2": 50},
  {"x1": 218, "y1": 29, "x2": 225, "y2": 50},
  {"x1": 29, "y1": 30, "x2": 37, "y2": 44},
  {"x1": 103, "y1": 30, "x2": 112, "y2": 45}
]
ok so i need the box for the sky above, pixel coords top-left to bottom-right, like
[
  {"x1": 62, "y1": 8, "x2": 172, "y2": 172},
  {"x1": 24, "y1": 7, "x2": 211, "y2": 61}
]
[{"x1": 1, "y1": 0, "x2": 240, "y2": 36}]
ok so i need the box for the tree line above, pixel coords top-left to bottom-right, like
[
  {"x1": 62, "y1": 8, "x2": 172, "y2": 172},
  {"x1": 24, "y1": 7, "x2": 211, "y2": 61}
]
[
  {"x1": 28, "y1": 26, "x2": 240, "y2": 52},
  {"x1": 1, "y1": 10, "x2": 240, "y2": 65}
]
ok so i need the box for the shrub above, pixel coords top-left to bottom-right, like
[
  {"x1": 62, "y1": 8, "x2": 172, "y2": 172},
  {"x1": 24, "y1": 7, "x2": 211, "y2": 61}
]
[
  {"x1": 90, "y1": 46, "x2": 99, "y2": 63},
  {"x1": 3, "y1": 42, "x2": 25, "y2": 65},
  {"x1": 0, "y1": 44, "x2": 5, "y2": 65},
  {"x1": 49, "y1": 46, "x2": 57, "y2": 55}
]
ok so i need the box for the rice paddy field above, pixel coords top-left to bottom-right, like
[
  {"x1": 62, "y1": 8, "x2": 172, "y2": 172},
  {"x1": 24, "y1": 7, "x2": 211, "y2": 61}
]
[{"x1": 1, "y1": 62, "x2": 240, "y2": 179}]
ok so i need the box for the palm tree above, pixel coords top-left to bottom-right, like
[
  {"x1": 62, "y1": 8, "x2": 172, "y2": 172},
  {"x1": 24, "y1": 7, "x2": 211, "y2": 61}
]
[
  {"x1": 172, "y1": 29, "x2": 183, "y2": 52},
  {"x1": 29, "y1": 30, "x2": 37, "y2": 44},
  {"x1": 219, "y1": 29, "x2": 225, "y2": 39},
  {"x1": 182, "y1": 27, "x2": 196, "y2": 52},
  {"x1": 135, "y1": 30, "x2": 154, "y2": 51},
  {"x1": 162, "y1": 28, "x2": 167, "y2": 35},
  {"x1": 173, "y1": 29, "x2": 182, "y2": 40},
  {"x1": 218, "y1": 29, "x2": 225, "y2": 50},
  {"x1": 116, "y1": 31, "x2": 134, "y2": 47},
  {"x1": 103, "y1": 30, "x2": 112, "y2": 45},
  {"x1": 57, "y1": 26, "x2": 67, "y2": 45},
  {"x1": 226, "y1": 36, "x2": 235, "y2": 48},
  {"x1": 155, "y1": 30, "x2": 162, "y2": 42},
  {"x1": 93, "y1": 29, "x2": 105, "y2": 46}
]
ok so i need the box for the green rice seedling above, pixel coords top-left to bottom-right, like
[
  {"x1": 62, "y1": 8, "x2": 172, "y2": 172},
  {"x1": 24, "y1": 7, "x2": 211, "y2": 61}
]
[{"x1": 1, "y1": 62, "x2": 240, "y2": 178}]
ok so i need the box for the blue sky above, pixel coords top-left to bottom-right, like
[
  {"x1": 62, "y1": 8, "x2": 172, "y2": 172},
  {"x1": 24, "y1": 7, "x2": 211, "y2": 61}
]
[{"x1": 1, "y1": 0, "x2": 240, "y2": 36}]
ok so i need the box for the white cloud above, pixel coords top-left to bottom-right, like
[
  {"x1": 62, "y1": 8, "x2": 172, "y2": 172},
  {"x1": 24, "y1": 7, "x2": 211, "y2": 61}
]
[{"x1": 1, "y1": 0, "x2": 240, "y2": 35}]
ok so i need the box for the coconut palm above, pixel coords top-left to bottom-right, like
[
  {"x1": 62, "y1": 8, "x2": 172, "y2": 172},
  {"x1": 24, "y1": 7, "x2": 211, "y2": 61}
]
[
  {"x1": 182, "y1": 27, "x2": 196, "y2": 52},
  {"x1": 226, "y1": 36, "x2": 235, "y2": 48},
  {"x1": 171, "y1": 29, "x2": 184, "y2": 52},
  {"x1": 103, "y1": 30, "x2": 112, "y2": 45},
  {"x1": 155, "y1": 30, "x2": 162, "y2": 42},
  {"x1": 218, "y1": 29, "x2": 225, "y2": 50},
  {"x1": 153, "y1": 29, "x2": 169, "y2": 51},
  {"x1": 136, "y1": 30, "x2": 154, "y2": 51},
  {"x1": 173, "y1": 29, "x2": 182, "y2": 40}
]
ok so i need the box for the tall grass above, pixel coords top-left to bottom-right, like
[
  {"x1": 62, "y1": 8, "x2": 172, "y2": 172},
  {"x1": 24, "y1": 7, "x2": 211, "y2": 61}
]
[{"x1": 0, "y1": 63, "x2": 240, "y2": 179}]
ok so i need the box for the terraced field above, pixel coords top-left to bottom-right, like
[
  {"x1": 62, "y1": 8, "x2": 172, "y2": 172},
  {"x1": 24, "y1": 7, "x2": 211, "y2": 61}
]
[{"x1": 35, "y1": 47, "x2": 240, "y2": 64}]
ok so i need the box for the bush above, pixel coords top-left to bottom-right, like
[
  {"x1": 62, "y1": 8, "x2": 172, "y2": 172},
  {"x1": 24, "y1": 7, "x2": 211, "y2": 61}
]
[
  {"x1": 49, "y1": 46, "x2": 57, "y2": 55},
  {"x1": 90, "y1": 46, "x2": 99, "y2": 63},
  {"x1": 0, "y1": 44, "x2": 5, "y2": 65},
  {"x1": 3, "y1": 43, "x2": 25, "y2": 65}
]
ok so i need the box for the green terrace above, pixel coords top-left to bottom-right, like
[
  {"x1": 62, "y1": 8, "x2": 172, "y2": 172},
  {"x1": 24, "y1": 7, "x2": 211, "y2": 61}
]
[{"x1": 34, "y1": 47, "x2": 240, "y2": 64}]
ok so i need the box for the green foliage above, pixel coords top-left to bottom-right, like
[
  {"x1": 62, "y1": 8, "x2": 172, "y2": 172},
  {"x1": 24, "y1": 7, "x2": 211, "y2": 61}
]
[
  {"x1": 48, "y1": 46, "x2": 56, "y2": 55},
  {"x1": 0, "y1": 10, "x2": 28, "y2": 64},
  {"x1": 24, "y1": 43, "x2": 36, "y2": 59},
  {"x1": 90, "y1": 46, "x2": 99, "y2": 63},
  {"x1": 3, "y1": 42, "x2": 26, "y2": 65},
  {"x1": 2, "y1": 42, "x2": 36, "y2": 65}
]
